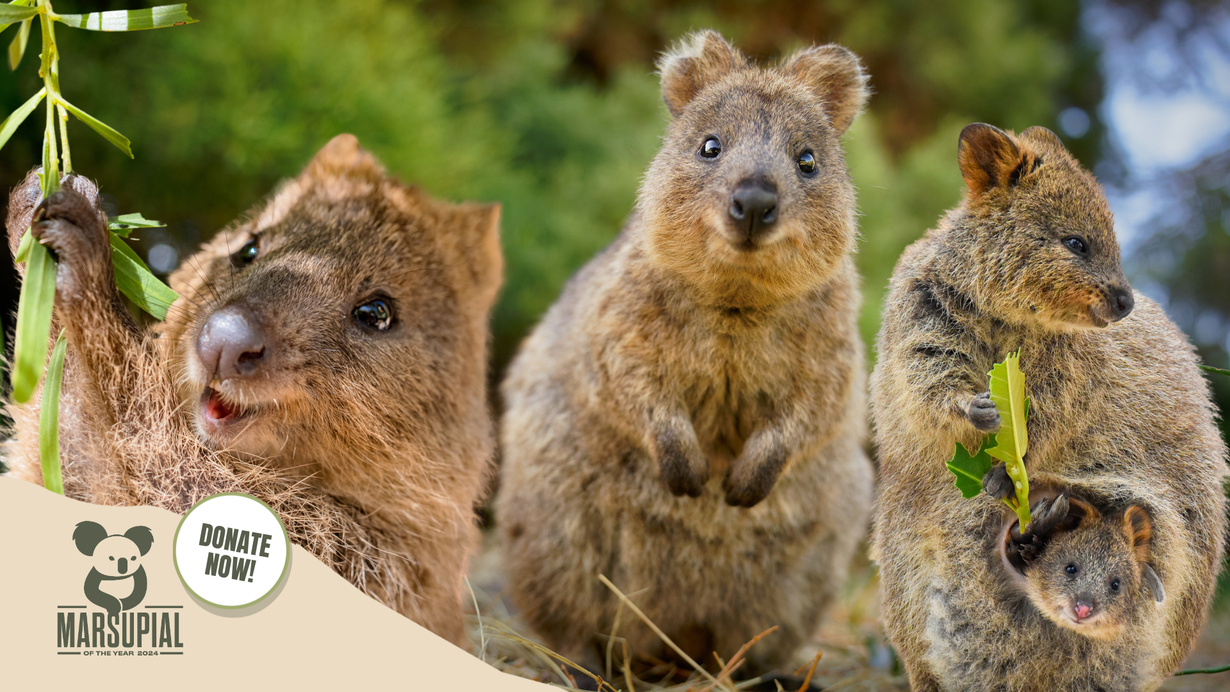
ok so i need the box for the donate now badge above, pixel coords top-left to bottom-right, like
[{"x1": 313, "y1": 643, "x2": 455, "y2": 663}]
[{"x1": 173, "y1": 493, "x2": 290, "y2": 609}]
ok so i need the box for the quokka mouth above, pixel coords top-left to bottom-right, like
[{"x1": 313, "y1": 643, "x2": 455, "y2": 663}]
[{"x1": 199, "y1": 387, "x2": 253, "y2": 434}]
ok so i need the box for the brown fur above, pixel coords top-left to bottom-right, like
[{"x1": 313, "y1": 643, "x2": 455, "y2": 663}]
[
  {"x1": 870, "y1": 124, "x2": 1229, "y2": 691},
  {"x1": 999, "y1": 492, "x2": 1164, "y2": 645},
  {"x1": 3, "y1": 135, "x2": 502, "y2": 646},
  {"x1": 497, "y1": 31, "x2": 873, "y2": 678}
]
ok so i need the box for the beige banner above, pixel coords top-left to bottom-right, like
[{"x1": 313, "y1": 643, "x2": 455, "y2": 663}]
[{"x1": 0, "y1": 476, "x2": 549, "y2": 691}]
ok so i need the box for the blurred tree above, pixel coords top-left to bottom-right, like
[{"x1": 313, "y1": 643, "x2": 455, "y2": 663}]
[
  {"x1": 0, "y1": 0, "x2": 1122, "y2": 380},
  {"x1": 422, "y1": 0, "x2": 1110, "y2": 360},
  {"x1": 1087, "y1": 0, "x2": 1230, "y2": 441},
  {"x1": 1127, "y1": 144, "x2": 1230, "y2": 429}
]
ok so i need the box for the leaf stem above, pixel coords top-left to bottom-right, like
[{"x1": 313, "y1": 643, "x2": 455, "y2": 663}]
[
  {"x1": 1174, "y1": 663, "x2": 1230, "y2": 676},
  {"x1": 42, "y1": 0, "x2": 71, "y2": 177},
  {"x1": 37, "y1": 0, "x2": 59, "y2": 195},
  {"x1": 1011, "y1": 499, "x2": 1030, "y2": 531},
  {"x1": 56, "y1": 101, "x2": 70, "y2": 173}
]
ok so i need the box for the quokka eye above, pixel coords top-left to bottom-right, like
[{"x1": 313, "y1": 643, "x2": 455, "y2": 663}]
[
  {"x1": 699, "y1": 137, "x2": 722, "y2": 159},
  {"x1": 1065, "y1": 564, "x2": 1078, "y2": 575},
  {"x1": 353, "y1": 297, "x2": 393, "y2": 332},
  {"x1": 1109, "y1": 578, "x2": 1121, "y2": 593},
  {"x1": 234, "y1": 238, "x2": 259, "y2": 265},
  {"x1": 1062, "y1": 236, "x2": 1088, "y2": 257},
  {"x1": 109, "y1": 556, "x2": 115, "y2": 561},
  {"x1": 798, "y1": 150, "x2": 817, "y2": 175}
]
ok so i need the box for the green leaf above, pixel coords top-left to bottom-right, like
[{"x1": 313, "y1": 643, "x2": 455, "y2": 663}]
[
  {"x1": 986, "y1": 350, "x2": 1031, "y2": 528},
  {"x1": 0, "y1": 4, "x2": 38, "y2": 25},
  {"x1": 1199, "y1": 365, "x2": 1230, "y2": 377},
  {"x1": 57, "y1": 97, "x2": 133, "y2": 158},
  {"x1": 946, "y1": 441, "x2": 995, "y2": 498},
  {"x1": 7, "y1": 17, "x2": 29, "y2": 70},
  {"x1": 39, "y1": 330, "x2": 67, "y2": 495},
  {"x1": 13, "y1": 226, "x2": 31, "y2": 262},
  {"x1": 108, "y1": 212, "x2": 164, "y2": 238},
  {"x1": 55, "y1": 5, "x2": 197, "y2": 32},
  {"x1": 12, "y1": 239, "x2": 56, "y2": 403},
  {"x1": 110, "y1": 235, "x2": 178, "y2": 320},
  {"x1": 0, "y1": 86, "x2": 45, "y2": 150}
]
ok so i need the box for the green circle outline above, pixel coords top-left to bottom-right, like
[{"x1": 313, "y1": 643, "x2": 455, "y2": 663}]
[{"x1": 172, "y1": 492, "x2": 291, "y2": 609}]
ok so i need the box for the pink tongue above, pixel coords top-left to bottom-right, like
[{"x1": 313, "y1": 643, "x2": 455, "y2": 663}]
[{"x1": 206, "y1": 391, "x2": 237, "y2": 421}]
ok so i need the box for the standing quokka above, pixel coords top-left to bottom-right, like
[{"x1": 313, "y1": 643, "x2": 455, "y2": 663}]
[
  {"x1": 3, "y1": 135, "x2": 502, "y2": 646},
  {"x1": 870, "y1": 123, "x2": 1228, "y2": 691},
  {"x1": 498, "y1": 30, "x2": 874, "y2": 678}
]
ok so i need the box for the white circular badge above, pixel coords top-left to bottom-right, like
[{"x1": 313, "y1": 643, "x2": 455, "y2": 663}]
[{"x1": 173, "y1": 493, "x2": 290, "y2": 609}]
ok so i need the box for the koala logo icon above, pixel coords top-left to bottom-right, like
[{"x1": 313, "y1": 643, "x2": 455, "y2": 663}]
[{"x1": 72, "y1": 521, "x2": 154, "y2": 616}]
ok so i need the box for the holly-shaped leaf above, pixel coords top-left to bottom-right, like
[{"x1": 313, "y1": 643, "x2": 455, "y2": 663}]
[
  {"x1": 986, "y1": 350, "x2": 1031, "y2": 528},
  {"x1": 946, "y1": 440, "x2": 994, "y2": 498}
]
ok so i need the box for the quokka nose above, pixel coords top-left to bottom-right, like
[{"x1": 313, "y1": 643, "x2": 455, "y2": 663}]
[
  {"x1": 197, "y1": 306, "x2": 267, "y2": 380},
  {"x1": 1073, "y1": 601, "x2": 1093, "y2": 620},
  {"x1": 1111, "y1": 286, "x2": 1134, "y2": 320},
  {"x1": 729, "y1": 182, "x2": 778, "y2": 241},
  {"x1": 117, "y1": 557, "x2": 128, "y2": 575}
]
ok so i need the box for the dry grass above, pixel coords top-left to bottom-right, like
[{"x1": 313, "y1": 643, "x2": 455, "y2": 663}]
[
  {"x1": 464, "y1": 531, "x2": 907, "y2": 691},
  {"x1": 464, "y1": 529, "x2": 1230, "y2": 691}
]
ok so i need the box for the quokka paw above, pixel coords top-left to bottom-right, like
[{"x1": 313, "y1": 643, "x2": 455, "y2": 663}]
[
  {"x1": 30, "y1": 180, "x2": 111, "y2": 303},
  {"x1": 723, "y1": 445, "x2": 787, "y2": 508},
  {"x1": 654, "y1": 428, "x2": 709, "y2": 498},
  {"x1": 1008, "y1": 493, "x2": 1070, "y2": 564},
  {"x1": 723, "y1": 473, "x2": 775, "y2": 508},
  {"x1": 6, "y1": 168, "x2": 43, "y2": 255},
  {"x1": 967, "y1": 391, "x2": 1001, "y2": 432},
  {"x1": 982, "y1": 464, "x2": 1015, "y2": 500}
]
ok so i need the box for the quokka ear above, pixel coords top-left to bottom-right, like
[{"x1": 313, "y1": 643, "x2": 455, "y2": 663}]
[
  {"x1": 1123, "y1": 505, "x2": 1154, "y2": 564},
  {"x1": 440, "y1": 202, "x2": 503, "y2": 307},
  {"x1": 1019, "y1": 126, "x2": 1065, "y2": 152},
  {"x1": 958, "y1": 123, "x2": 1035, "y2": 197},
  {"x1": 657, "y1": 30, "x2": 745, "y2": 118},
  {"x1": 302, "y1": 133, "x2": 385, "y2": 183},
  {"x1": 72, "y1": 521, "x2": 108, "y2": 557},
  {"x1": 1142, "y1": 563, "x2": 1165, "y2": 604},
  {"x1": 1065, "y1": 496, "x2": 1101, "y2": 531},
  {"x1": 783, "y1": 44, "x2": 869, "y2": 135}
]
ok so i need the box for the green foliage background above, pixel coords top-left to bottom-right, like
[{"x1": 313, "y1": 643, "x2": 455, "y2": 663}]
[{"x1": 0, "y1": 0, "x2": 1110, "y2": 372}]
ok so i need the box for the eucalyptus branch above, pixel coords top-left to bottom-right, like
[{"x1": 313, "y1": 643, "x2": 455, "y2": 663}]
[{"x1": 2, "y1": 0, "x2": 196, "y2": 493}]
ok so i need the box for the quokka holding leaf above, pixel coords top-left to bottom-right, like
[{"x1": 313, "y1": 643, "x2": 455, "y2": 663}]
[
  {"x1": 869, "y1": 123, "x2": 1228, "y2": 691},
  {"x1": 4, "y1": 135, "x2": 502, "y2": 646},
  {"x1": 498, "y1": 31, "x2": 874, "y2": 679}
]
